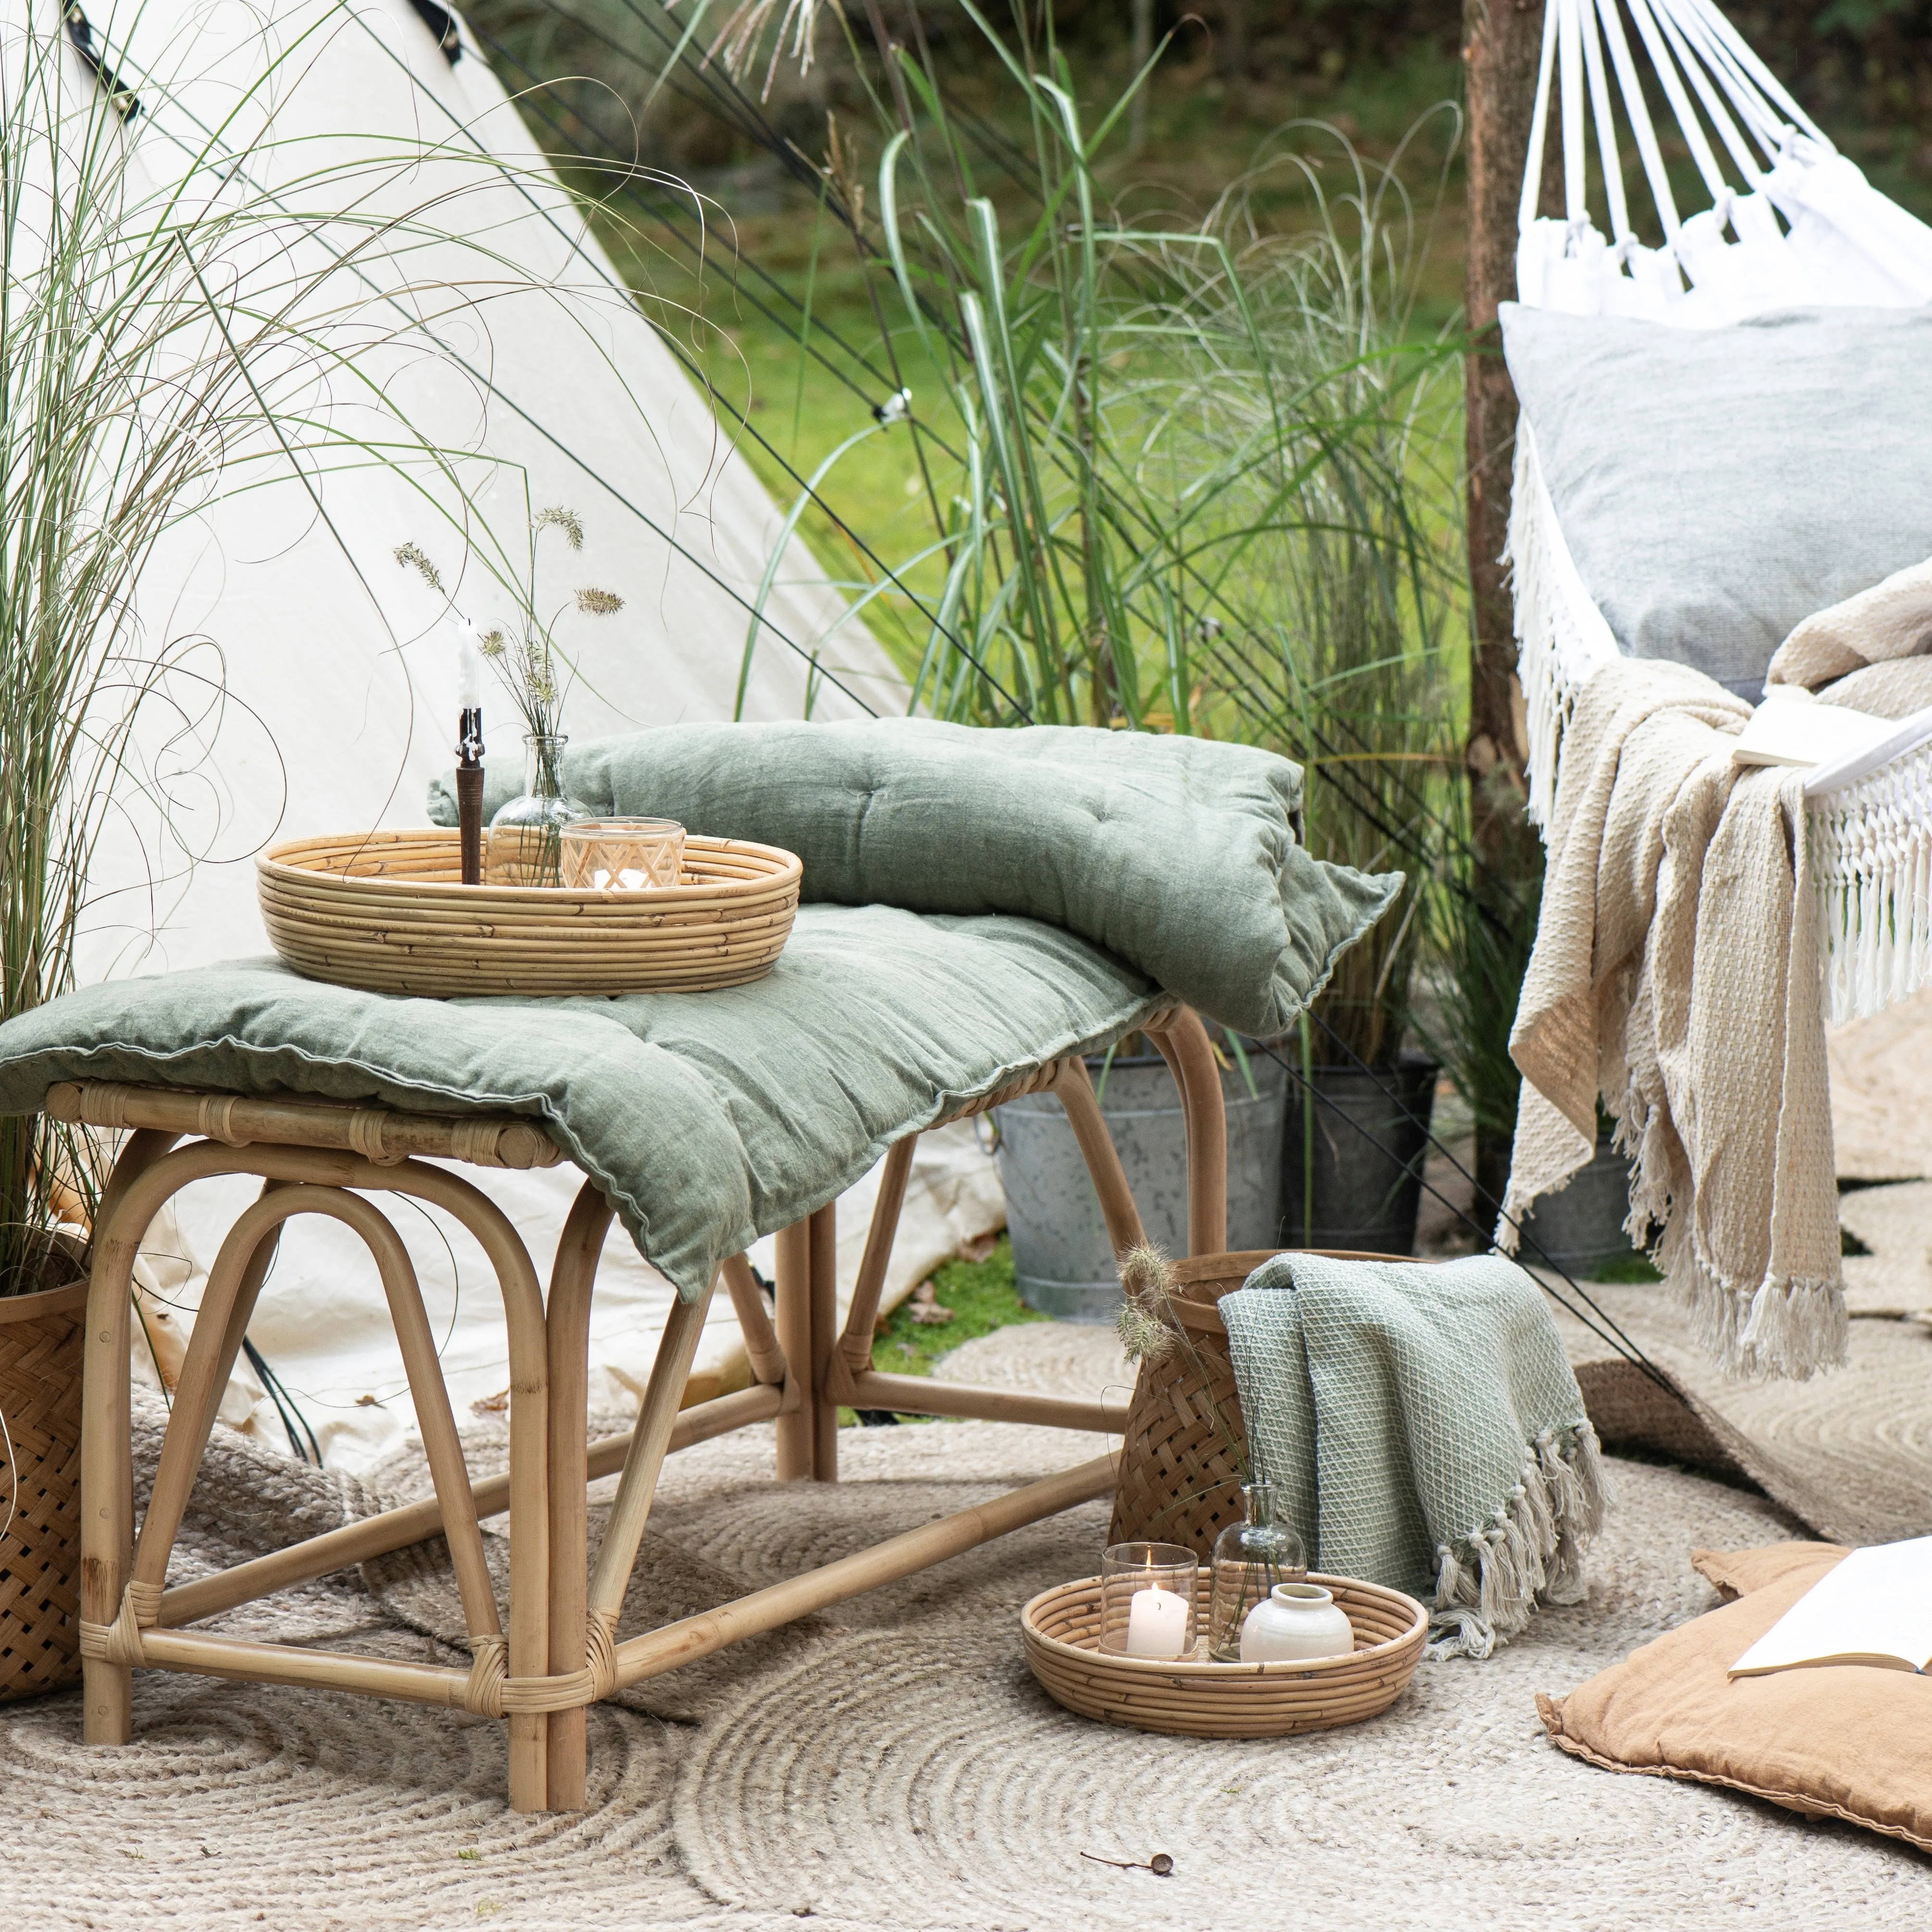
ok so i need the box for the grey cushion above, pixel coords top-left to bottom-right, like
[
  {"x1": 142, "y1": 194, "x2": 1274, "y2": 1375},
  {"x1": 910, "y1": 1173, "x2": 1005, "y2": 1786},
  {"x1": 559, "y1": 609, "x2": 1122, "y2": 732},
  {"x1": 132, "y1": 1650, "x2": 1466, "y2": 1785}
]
[
  {"x1": 1500, "y1": 304, "x2": 1932, "y2": 697},
  {"x1": 0, "y1": 912, "x2": 1161, "y2": 1301},
  {"x1": 430, "y1": 718, "x2": 1399, "y2": 1040}
]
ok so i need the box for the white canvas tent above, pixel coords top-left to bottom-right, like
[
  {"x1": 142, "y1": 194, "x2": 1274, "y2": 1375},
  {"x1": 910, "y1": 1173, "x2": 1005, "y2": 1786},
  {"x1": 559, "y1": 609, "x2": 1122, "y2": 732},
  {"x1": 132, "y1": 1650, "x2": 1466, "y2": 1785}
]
[{"x1": 20, "y1": 0, "x2": 1000, "y2": 1466}]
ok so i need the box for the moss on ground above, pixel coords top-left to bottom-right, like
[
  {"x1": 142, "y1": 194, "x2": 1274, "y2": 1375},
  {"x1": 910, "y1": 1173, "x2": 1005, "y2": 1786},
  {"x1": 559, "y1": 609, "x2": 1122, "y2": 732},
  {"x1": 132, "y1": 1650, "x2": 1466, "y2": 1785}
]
[
  {"x1": 1588, "y1": 1253, "x2": 1664, "y2": 1285},
  {"x1": 840, "y1": 1234, "x2": 1047, "y2": 1426}
]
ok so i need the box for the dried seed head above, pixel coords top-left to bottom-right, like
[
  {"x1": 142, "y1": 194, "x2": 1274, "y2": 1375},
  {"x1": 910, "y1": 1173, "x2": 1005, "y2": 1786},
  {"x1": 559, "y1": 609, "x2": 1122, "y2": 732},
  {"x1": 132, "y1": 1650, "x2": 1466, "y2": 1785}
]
[
  {"x1": 534, "y1": 506, "x2": 585, "y2": 550},
  {"x1": 1118, "y1": 1244, "x2": 1174, "y2": 1308},
  {"x1": 1116, "y1": 1299, "x2": 1174, "y2": 1365},
  {"x1": 574, "y1": 586, "x2": 623, "y2": 615},
  {"x1": 477, "y1": 628, "x2": 508, "y2": 657},
  {"x1": 393, "y1": 542, "x2": 443, "y2": 595}
]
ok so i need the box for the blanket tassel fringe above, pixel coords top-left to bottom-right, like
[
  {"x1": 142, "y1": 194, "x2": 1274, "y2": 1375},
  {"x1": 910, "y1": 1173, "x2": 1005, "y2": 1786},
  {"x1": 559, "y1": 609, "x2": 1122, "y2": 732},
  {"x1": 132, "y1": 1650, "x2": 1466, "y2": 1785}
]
[{"x1": 1426, "y1": 1421, "x2": 1610, "y2": 1661}]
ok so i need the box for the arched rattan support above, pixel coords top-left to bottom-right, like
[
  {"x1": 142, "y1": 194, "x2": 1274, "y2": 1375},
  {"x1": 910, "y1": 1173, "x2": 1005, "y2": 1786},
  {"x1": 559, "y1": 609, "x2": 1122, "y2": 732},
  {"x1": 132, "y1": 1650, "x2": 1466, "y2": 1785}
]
[
  {"x1": 132, "y1": 1185, "x2": 504, "y2": 1649},
  {"x1": 129, "y1": 1180, "x2": 289, "y2": 1598},
  {"x1": 80, "y1": 1135, "x2": 552, "y2": 1811},
  {"x1": 1142, "y1": 1006, "x2": 1230, "y2": 1258}
]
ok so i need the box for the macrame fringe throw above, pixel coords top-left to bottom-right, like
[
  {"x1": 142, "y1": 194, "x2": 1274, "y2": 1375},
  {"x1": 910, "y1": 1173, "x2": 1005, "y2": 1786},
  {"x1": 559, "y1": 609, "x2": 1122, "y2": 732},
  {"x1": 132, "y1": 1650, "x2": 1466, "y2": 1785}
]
[
  {"x1": 1667, "y1": 1246, "x2": 1851, "y2": 1385},
  {"x1": 1425, "y1": 1420, "x2": 1609, "y2": 1661}
]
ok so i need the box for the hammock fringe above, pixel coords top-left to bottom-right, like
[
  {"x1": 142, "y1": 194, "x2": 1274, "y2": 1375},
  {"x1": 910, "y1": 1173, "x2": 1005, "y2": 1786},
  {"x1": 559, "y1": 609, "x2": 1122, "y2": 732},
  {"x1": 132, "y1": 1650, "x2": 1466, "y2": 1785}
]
[{"x1": 1507, "y1": 431, "x2": 1932, "y2": 1026}]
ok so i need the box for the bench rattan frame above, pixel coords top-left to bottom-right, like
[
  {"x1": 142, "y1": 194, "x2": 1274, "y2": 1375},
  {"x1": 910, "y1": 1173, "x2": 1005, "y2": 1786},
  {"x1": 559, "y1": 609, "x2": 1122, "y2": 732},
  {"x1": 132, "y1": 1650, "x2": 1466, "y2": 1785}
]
[{"x1": 60, "y1": 1005, "x2": 1229, "y2": 1811}]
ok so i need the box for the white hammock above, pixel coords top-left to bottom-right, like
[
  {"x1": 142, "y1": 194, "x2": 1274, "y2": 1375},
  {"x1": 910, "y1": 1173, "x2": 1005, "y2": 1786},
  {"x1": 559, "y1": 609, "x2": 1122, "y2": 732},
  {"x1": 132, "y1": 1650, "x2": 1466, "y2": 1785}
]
[{"x1": 1507, "y1": 0, "x2": 1932, "y2": 1020}]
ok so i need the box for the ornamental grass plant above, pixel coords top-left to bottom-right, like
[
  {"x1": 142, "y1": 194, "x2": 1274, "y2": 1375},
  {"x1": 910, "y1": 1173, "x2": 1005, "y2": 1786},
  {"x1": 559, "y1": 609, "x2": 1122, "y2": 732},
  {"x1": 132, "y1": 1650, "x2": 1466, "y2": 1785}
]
[
  {"x1": 684, "y1": 3, "x2": 1466, "y2": 1068},
  {"x1": 0, "y1": 8, "x2": 672, "y2": 1293}
]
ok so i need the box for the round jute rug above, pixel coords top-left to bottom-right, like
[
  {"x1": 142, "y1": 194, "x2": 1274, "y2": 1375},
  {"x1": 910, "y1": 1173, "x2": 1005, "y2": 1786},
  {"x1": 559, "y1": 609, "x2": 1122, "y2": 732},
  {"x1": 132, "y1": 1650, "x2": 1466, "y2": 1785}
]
[
  {"x1": 2, "y1": 1354, "x2": 1927, "y2": 1929},
  {"x1": 1553, "y1": 1284, "x2": 1932, "y2": 1547}
]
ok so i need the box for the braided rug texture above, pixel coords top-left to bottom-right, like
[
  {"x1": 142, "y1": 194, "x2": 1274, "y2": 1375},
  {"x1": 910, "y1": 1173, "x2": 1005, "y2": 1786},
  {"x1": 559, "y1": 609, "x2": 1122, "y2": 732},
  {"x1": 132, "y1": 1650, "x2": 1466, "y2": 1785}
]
[{"x1": 0, "y1": 1347, "x2": 1927, "y2": 1928}]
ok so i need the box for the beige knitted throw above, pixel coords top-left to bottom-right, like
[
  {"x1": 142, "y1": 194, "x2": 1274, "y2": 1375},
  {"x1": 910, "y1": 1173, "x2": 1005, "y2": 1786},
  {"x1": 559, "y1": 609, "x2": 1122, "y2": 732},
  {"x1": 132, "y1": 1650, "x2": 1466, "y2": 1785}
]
[
  {"x1": 1767, "y1": 553, "x2": 1932, "y2": 691},
  {"x1": 1500, "y1": 659, "x2": 1847, "y2": 1381}
]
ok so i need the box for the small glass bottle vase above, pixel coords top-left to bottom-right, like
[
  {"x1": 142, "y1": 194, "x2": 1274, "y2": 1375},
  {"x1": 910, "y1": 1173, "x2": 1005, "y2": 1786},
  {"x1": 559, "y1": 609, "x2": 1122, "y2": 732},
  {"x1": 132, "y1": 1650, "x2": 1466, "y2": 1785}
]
[
  {"x1": 489, "y1": 732, "x2": 591, "y2": 887},
  {"x1": 1207, "y1": 1481, "x2": 1306, "y2": 1662}
]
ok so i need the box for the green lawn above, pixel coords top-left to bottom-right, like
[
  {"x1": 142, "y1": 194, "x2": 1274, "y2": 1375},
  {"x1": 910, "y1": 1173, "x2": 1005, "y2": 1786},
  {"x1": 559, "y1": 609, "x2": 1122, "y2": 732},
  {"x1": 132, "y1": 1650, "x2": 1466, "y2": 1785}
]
[{"x1": 842, "y1": 1234, "x2": 1048, "y2": 1426}]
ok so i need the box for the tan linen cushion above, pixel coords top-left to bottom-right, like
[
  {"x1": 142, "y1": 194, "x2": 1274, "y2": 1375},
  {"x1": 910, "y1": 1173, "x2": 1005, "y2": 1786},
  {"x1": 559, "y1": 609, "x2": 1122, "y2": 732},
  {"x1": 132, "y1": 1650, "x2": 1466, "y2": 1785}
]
[
  {"x1": 1538, "y1": 1542, "x2": 1932, "y2": 1851},
  {"x1": 1688, "y1": 1540, "x2": 1849, "y2": 1601}
]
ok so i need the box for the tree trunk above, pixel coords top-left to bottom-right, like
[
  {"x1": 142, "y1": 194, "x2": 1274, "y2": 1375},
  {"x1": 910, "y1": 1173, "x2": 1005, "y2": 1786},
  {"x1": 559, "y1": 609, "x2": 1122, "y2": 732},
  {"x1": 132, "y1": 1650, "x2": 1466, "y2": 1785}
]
[
  {"x1": 1130, "y1": 0, "x2": 1153, "y2": 154},
  {"x1": 1462, "y1": 0, "x2": 1547, "y2": 825},
  {"x1": 1462, "y1": 0, "x2": 1551, "y2": 1215},
  {"x1": 1217, "y1": 0, "x2": 1249, "y2": 81}
]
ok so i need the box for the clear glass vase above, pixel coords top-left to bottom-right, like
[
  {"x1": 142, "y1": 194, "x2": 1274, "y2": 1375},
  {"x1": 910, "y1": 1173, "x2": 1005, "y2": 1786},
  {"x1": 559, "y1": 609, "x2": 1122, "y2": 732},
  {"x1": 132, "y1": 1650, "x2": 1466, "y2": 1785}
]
[
  {"x1": 488, "y1": 732, "x2": 590, "y2": 887},
  {"x1": 1207, "y1": 1481, "x2": 1306, "y2": 1662}
]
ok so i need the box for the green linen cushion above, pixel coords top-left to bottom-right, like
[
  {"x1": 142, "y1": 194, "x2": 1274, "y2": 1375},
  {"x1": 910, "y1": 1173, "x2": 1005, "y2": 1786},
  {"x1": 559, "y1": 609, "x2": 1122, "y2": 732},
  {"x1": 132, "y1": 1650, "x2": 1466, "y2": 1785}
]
[
  {"x1": 0, "y1": 906, "x2": 1163, "y2": 1301},
  {"x1": 430, "y1": 719, "x2": 1398, "y2": 1040}
]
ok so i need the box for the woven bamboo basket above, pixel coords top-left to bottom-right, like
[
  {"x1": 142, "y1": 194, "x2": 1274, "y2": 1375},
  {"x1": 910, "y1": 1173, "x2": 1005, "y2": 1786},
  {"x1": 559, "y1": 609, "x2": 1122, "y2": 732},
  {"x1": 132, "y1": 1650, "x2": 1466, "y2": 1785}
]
[
  {"x1": 1021, "y1": 1570, "x2": 1426, "y2": 1738},
  {"x1": 1107, "y1": 1247, "x2": 1422, "y2": 1559},
  {"x1": 257, "y1": 829, "x2": 801, "y2": 997},
  {"x1": 0, "y1": 1270, "x2": 87, "y2": 1701}
]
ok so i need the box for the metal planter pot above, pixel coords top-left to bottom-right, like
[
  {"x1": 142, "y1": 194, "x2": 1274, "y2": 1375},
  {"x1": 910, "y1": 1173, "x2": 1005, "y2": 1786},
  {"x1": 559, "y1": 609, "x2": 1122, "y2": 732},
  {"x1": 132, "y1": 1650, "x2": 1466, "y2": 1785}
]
[
  {"x1": 1514, "y1": 1136, "x2": 1642, "y2": 1275},
  {"x1": 994, "y1": 1050, "x2": 1288, "y2": 1323},
  {"x1": 1280, "y1": 1054, "x2": 1437, "y2": 1257}
]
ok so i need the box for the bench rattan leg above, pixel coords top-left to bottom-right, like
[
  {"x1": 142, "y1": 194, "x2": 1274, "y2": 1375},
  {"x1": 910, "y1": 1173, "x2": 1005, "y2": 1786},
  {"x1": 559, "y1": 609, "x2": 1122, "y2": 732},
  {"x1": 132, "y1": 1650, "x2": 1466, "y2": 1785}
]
[
  {"x1": 807, "y1": 1202, "x2": 839, "y2": 1481},
  {"x1": 543, "y1": 1180, "x2": 614, "y2": 1810},
  {"x1": 79, "y1": 1134, "x2": 554, "y2": 1811}
]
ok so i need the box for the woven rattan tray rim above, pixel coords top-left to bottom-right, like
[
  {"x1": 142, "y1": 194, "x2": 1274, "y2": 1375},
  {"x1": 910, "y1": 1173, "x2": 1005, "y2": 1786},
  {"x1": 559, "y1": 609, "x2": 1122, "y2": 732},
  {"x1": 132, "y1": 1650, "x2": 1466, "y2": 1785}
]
[
  {"x1": 258, "y1": 829, "x2": 801, "y2": 907},
  {"x1": 1020, "y1": 1570, "x2": 1427, "y2": 1678}
]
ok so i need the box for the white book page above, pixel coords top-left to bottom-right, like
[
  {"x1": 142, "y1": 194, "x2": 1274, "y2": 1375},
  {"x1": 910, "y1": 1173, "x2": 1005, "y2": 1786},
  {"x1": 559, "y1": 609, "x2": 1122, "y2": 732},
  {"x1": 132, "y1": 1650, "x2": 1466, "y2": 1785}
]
[
  {"x1": 1730, "y1": 1538, "x2": 1932, "y2": 1678},
  {"x1": 1732, "y1": 697, "x2": 1895, "y2": 771}
]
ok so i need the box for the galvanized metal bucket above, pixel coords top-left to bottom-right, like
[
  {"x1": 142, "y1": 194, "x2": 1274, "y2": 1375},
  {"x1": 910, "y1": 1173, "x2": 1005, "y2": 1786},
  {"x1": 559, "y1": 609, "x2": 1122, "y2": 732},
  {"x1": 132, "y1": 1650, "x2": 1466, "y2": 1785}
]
[{"x1": 994, "y1": 1050, "x2": 1287, "y2": 1323}]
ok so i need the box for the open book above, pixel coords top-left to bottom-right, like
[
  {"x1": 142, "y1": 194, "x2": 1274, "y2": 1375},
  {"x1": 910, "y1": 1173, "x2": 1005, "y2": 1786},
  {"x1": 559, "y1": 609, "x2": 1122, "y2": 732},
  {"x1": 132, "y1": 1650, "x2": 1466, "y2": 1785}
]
[
  {"x1": 1731, "y1": 692, "x2": 1899, "y2": 772},
  {"x1": 1730, "y1": 1538, "x2": 1932, "y2": 1678}
]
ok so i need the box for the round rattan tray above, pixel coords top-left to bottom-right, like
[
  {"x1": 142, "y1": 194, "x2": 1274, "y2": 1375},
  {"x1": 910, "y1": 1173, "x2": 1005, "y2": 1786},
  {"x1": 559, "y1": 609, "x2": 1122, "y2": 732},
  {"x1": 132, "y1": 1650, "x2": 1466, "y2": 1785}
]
[
  {"x1": 258, "y1": 830, "x2": 801, "y2": 997},
  {"x1": 1021, "y1": 1571, "x2": 1426, "y2": 1738}
]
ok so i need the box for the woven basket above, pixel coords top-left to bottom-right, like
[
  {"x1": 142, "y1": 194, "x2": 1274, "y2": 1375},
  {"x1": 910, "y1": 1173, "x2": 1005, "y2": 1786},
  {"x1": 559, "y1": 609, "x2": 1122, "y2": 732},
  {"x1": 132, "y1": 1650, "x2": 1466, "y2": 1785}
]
[
  {"x1": 0, "y1": 1270, "x2": 87, "y2": 1702},
  {"x1": 257, "y1": 829, "x2": 801, "y2": 997},
  {"x1": 1021, "y1": 1570, "x2": 1426, "y2": 1738},
  {"x1": 1107, "y1": 1247, "x2": 1419, "y2": 1559}
]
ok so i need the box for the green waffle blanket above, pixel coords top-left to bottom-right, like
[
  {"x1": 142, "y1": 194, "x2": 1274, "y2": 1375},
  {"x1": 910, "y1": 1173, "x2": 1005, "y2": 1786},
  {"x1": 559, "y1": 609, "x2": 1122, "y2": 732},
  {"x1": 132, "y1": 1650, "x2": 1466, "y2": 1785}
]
[{"x1": 1221, "y1": 1252, "x2": 1608, "y2": 1659}]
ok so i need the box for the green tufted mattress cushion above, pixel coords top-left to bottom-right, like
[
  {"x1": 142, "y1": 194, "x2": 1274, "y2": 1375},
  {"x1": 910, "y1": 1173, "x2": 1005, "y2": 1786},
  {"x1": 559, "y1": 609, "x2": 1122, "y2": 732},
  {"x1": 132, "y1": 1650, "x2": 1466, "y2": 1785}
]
[
  {"x1": 429, "y1": 718, "x2": 1399, "y2": 1041},
  {"x1": 0, "y1": 907, "x2": 1169, "y2": 1300}
]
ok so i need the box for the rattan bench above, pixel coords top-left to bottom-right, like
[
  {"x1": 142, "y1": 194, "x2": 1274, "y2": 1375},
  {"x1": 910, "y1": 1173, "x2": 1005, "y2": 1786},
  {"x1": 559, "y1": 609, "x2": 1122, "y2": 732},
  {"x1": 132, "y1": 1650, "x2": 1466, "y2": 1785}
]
[{"x1": 61, "y1": 1007, "x2": 1228, "y2": 1812}]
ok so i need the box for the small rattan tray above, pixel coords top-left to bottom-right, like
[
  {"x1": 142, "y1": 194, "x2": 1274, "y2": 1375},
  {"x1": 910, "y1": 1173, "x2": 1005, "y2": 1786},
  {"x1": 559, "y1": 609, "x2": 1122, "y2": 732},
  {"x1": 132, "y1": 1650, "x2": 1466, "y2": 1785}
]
[
  {"x1": 1021, "y1": 1571, "x2": 1426, "y2": 1738},
  {"x1": 258, "y1": 829, "x2": 801, "y2": 997}
]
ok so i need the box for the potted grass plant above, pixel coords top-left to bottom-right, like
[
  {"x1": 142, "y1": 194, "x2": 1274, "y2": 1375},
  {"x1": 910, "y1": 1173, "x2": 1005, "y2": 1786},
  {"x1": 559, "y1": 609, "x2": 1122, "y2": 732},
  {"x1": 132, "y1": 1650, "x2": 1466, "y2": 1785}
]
[
  {"x1": 646, "y1": 4, "x2": 1467, "y2": 1286},
  {"x1": 580, "y1": 5, "x2": 1469, "y2": 1284},
  {"x1": 0, "y1": 20, "x2": 245, "y2": 1699}
]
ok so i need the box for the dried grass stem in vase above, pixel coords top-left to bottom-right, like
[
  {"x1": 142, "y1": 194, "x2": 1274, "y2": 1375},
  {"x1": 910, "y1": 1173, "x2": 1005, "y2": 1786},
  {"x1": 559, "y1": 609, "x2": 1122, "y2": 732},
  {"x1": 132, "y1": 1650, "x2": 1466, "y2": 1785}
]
[{"x1": 394, "y1": 504, "x2": 624, "y2": 885}]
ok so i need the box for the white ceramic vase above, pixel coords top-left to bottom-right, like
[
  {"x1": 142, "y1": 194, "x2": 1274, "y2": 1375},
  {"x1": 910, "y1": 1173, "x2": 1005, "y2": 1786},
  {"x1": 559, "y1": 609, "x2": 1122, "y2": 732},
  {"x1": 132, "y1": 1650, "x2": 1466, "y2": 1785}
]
[{"x1": 1239, "y1": 1582, "x2": 1355, "y2": 1664}]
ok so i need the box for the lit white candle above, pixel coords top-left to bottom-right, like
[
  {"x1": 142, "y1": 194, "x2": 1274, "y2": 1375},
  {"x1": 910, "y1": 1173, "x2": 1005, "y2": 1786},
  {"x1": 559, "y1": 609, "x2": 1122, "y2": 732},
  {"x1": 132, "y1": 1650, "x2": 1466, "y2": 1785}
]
[
  {"x1": 1124, "y1": 1582, "x2": 1190, "y2": 1658},
  {"x1": 456, "y1": 618, "x2": 482, "y2": 711}
]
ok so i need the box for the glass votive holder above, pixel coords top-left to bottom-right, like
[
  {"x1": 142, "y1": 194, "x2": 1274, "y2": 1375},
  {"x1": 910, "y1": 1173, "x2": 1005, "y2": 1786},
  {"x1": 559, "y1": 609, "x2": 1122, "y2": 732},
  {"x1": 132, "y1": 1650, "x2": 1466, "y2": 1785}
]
[
  {"x1": 559, "y1": 817, "x2": 685, "y2": 892},
  {"x1": 1099, "y1": 1541, "x2": 1199, "y2": 1658}
]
